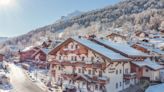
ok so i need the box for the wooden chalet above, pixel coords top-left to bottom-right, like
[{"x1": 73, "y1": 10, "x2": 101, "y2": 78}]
[
  {"x1": 48, "y1": 37, "x2": 135, "y2": 92},
  {"x1": 48, "y1": 36, "x2": 164, "y2": 92},
  {"x1": 31, "y1": 48, "x2": 50, "y2": 68},
  {"x1": 19, "y1": 46, "x2": 40, "y2": 62}
]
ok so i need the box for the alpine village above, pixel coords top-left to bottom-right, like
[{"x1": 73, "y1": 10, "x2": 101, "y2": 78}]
[{"x1": 0, "y1": 0, "x2": 164, "y2": 92}]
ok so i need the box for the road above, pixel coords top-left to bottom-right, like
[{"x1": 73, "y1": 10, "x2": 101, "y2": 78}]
[{"x1": 9, "y1": 63, "x2": 45, "y2": 92}]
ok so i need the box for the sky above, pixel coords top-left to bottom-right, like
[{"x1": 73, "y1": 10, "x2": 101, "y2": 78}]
[{"x1": 0, "y1": 0, "x2": 120, "y2": 37}]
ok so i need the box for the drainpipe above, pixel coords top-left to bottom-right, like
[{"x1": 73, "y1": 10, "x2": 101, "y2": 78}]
[{"x1": 123, "y1": 62, "x2": 124, "y2": 91}]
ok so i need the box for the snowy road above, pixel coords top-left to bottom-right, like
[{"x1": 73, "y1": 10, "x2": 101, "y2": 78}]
[{"x1": 9, "y1": 63, "x2": 45, "y2": 92}]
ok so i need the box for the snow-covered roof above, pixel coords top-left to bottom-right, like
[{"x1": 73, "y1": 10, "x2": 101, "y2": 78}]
[
  {"x1": 94, "y1": 38, "x2": 148, "y2": 57},
  {"x1": 132, "y1": 59, "x2": 163, "y2": 70},
  {"x1": 153, "y1": 49, "x2": 164, "y2": 55},
  {"x1": 72, "y1": 37, "x2": 129, "y2": 61},
  {"x1": 137, "y1": 43, "x2": 164, "y2": 55},
  {"x1": 149, "y1": 38, "x2": 164, "y2": 48},
  {"x1": 146, "y1": 83, "x2": 164, "y2": 92},
  {"x1": 22, "y1": 46, "x2": 34, "y2": 52}
]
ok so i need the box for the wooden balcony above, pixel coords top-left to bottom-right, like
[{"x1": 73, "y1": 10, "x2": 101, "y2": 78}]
[
  {"x1": 51, "y1": 60, "x2": 106, "y2": 69},
  {"x1": 124, "y1": 73, "x2": 136, "y2": 80}
]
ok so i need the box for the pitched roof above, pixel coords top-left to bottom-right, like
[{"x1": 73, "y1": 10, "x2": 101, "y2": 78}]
[
  {"x1": 132, "y1": 58, "x2": 163, "y2": 70},
  {"x1": 49, "y1": 37, "x2": 130, "y2": 62},
  {"x1": 92, "y1": 38, "x2": 148, "y2": 57}
]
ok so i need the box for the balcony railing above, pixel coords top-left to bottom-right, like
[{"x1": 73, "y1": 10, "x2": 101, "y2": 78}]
[
  {"x1": 124, "y1": 73, "x2": 136, "y2": 80},
  {"x1": 51, "y1": 60, "x2": 106, "y2": 69}
]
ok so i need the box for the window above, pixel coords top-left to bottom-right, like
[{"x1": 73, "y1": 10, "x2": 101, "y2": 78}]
[
  {"x1": 91, "y1": 57, "x2": 94, "y2": 61},
  {"x1": 83, "y1": 82, "x2": 86, "y2": 86},
  {"x1": 69, "y1": 80, "x2": 71, "y2": 83},
  {"x1": 125, "y1": 68, "x2": 129, "y2": 74},
  {"x1": 75, "y1": 45, "x2": 78, "y2": 49},
  {"x1": 95, "y1": 85, "x2": 98, "y2": 90},
  {"x1": 59, "y1": 56, "x2": 61, "y2": 60},
  {"x1": 71, "y1": 56, "x2": 74, "y2": 61},
  {"x1": 82, "y1": 56, "x2": 85, "y2": 61},
  {"x1": 120, "y1": 82, "x2": 122, "y2": 87},
  {"x1": 116, "y1": 83, "x2": 118, "y2": 89},
  {"x1": 74, "y1": 56, "x2": 77, "y2": 61},
  {"x1": 146, "y1": 69, "x2": 149, "y2": 72},
  {"x1": 92, "y1": 70, "x2": 95, "y2": 75},
  {"x1": 71, "y1": 45, "x2": 74, "y2": 49},
  {"x1": 58, "y1": 66, "x2": 61, "y2": 70},
  {"x1": 99, "y1": 71, "x2": 102, "y2": 77},
  {"x1": 120, "y1": 69, "x2": 122, "y2": 74},
  {"x1": 116, "y1": 70, "x2": 118, "y2": 74},
  {"x1": 72, "y1": 81, "x2": 75, "y2": 84},
  {"x1": 73, "y1": 68, "x2": 75, "y2": 74},
  {"x1": 100, "y1": 85, "x2": 103, "y2": 90},
  {"x1": 78, "y1": 68, "x2": 81, "y2": 73},
  {"x1": 82, "y1": 69, "x2": 85, "y2": 74},
  {"x1": 88, "y1": 70, "x2": 91, "y2": 75}
]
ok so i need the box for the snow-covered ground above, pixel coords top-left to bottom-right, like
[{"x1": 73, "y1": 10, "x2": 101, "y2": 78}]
[
  {"x1": 24, "y1": 66, "x2": 63, "y2": 92},
  {"x1": 8, "y1": 63, "x2": 45, "y2": 92},
  {"x1": 146, "y1": 83, "x2": 164, "y2": 92}
]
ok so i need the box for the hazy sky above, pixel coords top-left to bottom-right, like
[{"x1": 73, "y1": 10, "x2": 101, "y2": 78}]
[{"x1": 0, "y1": 0, "x2": 120, "y2": 37}]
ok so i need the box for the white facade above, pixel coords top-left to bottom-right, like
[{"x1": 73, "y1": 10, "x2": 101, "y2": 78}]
[{"x1": 142, "y1": 67, "x2": 160, "y2": 81}]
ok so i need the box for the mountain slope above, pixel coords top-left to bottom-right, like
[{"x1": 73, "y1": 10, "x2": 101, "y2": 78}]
[{"x1": 0, "y1": 0, "x2": 164, "y2": 53}]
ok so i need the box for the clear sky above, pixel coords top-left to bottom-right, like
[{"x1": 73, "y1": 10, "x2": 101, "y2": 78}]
[{"x1": 0, "y1": 0, "x2": 120, "y2": 37}]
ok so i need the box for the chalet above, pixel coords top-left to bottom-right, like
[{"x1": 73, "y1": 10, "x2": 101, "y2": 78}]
[
  {"x1": 31, "y1": 48, "x2": 50, "y2": 68},
  {"x1": 89, "y1": 38, "x2": 163, "y2": 81},
  {"x1": 19, "y1": 46, "x2": 40, "y2": 62},
  {"x1": 19, "y1": 45, "x2": 51, "y2": 69},
  {"x1": 131, "y1": 59, "x2": 163, "y2": 81},
  {"x1": 106, "y1": 33, "x2": 127, "y2": 43},
  {"x1": 48, "y1": 37, "x2": 136, "y2": 92},
  {"x1": 0, "y1": 54, "x2": 4, "y2": 62},
  {"x1": 90, "y1": 38, "x2": 148, "y2": 60},
  {"x1": 48, "y1": 37, "x2": 164, "y2": 92}
]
